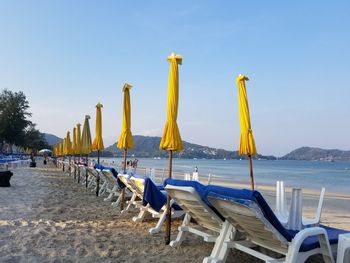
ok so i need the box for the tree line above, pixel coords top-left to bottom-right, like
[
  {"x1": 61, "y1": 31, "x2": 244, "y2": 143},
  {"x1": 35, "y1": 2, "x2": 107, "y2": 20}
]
[{"x1": 0, "y1": 89, "x2": 50, "y2": 153}]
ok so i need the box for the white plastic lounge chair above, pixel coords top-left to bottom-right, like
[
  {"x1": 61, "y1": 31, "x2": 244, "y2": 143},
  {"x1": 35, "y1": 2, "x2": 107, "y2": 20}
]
[
  {"x1": 164, "y1": 181, "x2": 226, "y2": 249},
  {"x1": 205, "y1": 186, "x2": 348, "y2": 263},
  {"x1": 128, "y1": 177, "x2": 184, "y2": 235},
  {"x1": 117, "y1": 173, "x2": 142, "y2": 213},
  {"x1": 102, "y1": 169, "x2": 121, "y2": 203},
  {"x1": 276, "y1": 181, "x2": 326, "y2": 227}
]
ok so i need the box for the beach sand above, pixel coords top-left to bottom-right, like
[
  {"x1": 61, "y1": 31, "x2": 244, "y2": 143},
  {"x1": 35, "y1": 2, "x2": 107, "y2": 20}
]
[{"x1": 0, "y1": 163, "x2": 348, "y2": 262}]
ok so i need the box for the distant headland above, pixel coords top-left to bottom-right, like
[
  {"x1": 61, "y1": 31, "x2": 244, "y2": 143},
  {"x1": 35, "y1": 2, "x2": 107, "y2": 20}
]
[{"x1": 44, "y1": 133, "x2": 350, "y2": 161}]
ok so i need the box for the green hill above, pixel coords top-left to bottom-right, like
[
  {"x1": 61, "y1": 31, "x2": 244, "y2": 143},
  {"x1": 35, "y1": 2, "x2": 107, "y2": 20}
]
[
  {"x1": 104, "y1": 135, "x2": 276, "y2": 160},
  {"x1": 281, "y1": 147, "x2": 350, "y2": 161},
  {"x1": 43, "y1": 133, "x2": 62, "y2": 146}
]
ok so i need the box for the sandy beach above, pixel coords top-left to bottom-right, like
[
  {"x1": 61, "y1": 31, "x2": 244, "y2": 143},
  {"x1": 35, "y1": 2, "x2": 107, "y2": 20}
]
[{"x1": 0, "y1": 163, "x2": 349, "y2": 263}]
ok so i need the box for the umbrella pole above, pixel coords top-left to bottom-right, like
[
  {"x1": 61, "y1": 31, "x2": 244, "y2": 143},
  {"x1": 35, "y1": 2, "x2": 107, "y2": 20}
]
[
  {"x1": 69, "y1": 156, "x2": 71, "y2": 175},
  {"x1": 96, "y1": 150, "x2": 100, "y2": 196},
  {"x1": 74, "y1": 156, "x2": 76, "y2": 179},
  {"x1": 77, "y1": 155, "x2": 80, "y2": 183},
  {"x1": 120, "y1": 149, "x2": 127, "y2": 211},
  {"x1": 165, "y1": 150, "x2": 173, "y2": 245},
  {"x1": 248, "y1": 155, "x2": 255, "y2": 190},
  {"x1": 85, "y1": 154, "x2": 89, "y2": 188}
]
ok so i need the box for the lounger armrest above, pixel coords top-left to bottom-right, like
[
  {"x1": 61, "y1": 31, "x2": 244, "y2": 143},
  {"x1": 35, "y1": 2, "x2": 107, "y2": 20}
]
[{"x1": 287, "y1": 227, "x2": 334, "y2": 263}]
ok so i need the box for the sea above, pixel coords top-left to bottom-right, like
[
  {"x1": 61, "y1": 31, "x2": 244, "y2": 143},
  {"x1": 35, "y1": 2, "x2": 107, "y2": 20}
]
[{"x1": 99, "y1": 158, "x2": 350, "y2": 194}]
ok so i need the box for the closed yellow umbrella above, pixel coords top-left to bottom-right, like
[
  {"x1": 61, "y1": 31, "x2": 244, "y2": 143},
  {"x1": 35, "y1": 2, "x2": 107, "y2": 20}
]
[
  {"x1": 76, "y1": 123, "x2": 82, "y2": 155},
  {"x1": 237, "y1": 74, "x2": 257, "y2": 190},
  {"x1": 92, "y1": 103, "x2": 104, "y2": 164},
  {"x1": 53, "y1": 144, "x2": 57, "y2": 157},
  {"x1": 63, "y1": 138, "x2": 67, "y2": 155},
  {"x1": 25, "y1": 147, "x2": 32, "y2": 155},
  {"x1": 81, "y1": 115, "x2": 92, "y2": 156},
  {"x1": 159, "y1": 52, "x2": 183, "y2": 244},
  {"x1": 64, "y1": 131, "x2": 72, "y2": 156},
  {"x1": 116, "y1": 83, "x2": 134, "y2": 210},
  {"x1": 117, "y1": 83, "x2": 134, "y2": 172},
  {"x1": 81, "y1": 115, "x2": 92, "y2": 188},
  {"x1": 60, "y1": 140, "x2": 64, "y2": 157},
  {"x1": 72, "y1": 127, "x2": 77, "y2": 155}
]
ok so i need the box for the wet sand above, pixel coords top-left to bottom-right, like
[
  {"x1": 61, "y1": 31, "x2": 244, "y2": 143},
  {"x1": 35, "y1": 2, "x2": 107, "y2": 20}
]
[{"x1": 0, "y1": 163, "x2": 348, "y2": 262}]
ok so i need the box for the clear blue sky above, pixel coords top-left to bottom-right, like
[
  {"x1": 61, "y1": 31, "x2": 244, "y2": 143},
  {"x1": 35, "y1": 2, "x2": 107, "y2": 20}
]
[{"x1": 1, "y1": 1, "x2": 349, "y2": 156}]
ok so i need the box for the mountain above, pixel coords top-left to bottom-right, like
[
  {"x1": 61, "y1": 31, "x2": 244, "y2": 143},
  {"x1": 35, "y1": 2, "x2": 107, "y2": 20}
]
[
  {"x1": 43, "y1": 133, "x2": 62, "y2": 146},
  {"x1": 104, "y1": 135, "x2": 276, "y2": 160},
  {"x1": 281, "y1": 147, "x2": 350, "y2": 161}
]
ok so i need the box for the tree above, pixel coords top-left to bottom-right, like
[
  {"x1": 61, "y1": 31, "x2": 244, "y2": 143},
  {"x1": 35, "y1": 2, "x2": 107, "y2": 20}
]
[
  {"x1": 0, "y1": 89, "x2": 32, "y2": 145},
  {"x1": 23, "y1": 124, "x2": 51, "y2": 151}
]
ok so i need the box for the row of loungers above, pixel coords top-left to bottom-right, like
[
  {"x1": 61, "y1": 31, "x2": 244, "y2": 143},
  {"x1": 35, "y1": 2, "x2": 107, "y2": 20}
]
[
  {"x1": 57, "y1": 160, "x2": 185, "y2": 235},
  {"x1": 55, "y1": 159, "x2": 349, "y2": 263}
]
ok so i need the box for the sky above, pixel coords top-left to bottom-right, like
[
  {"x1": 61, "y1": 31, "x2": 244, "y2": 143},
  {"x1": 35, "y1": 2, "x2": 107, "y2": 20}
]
[{"x1": 0, "y1": 1, "x2": 349, "y2": 156}]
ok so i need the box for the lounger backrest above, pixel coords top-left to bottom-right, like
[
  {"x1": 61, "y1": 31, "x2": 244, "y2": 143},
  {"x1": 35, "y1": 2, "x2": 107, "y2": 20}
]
[
  {"x1": 165, "y1": 182, "x2": 223, "y2": 232},
  {"x1": 129, "y1": 177, "x2": 146, "y2": 199},
  {"x1": 208, "y1": 195, "x2": 289, "y2": 254},
  {"x1": 102, "y1": 170, "x2": 118, "y2": 186},
  {"x1": 118, "y1": 174, "x2": 134, "y2": 192}
]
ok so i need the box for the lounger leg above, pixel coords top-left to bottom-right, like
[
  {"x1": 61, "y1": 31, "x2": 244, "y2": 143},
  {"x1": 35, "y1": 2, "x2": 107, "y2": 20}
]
[
  {"x1": 203, "y1": 221, "x2": 234, "y2": 263},
  {"x1": 87, "y1": 176, "x2": 95, "y2": 189},
  {"x1": 149, "y1": 206, "x2": 169, "y2": 235},
  {"x1": 133, "y1": 205, "x2": 149, "y2": 222},
  {"x1": 121, "y1": 193, "x2": 136, "y2": 214},
  {"x1": 104, "y1": 185, "x2": 117, "y2": 201},
  {"x1": 170, "y1": 213, "x2": 191, "y2": 248},
  {"x1": 112, "y1": 194, "x2": 122, "y2": 207},
  {"x1": 99, "y1": 181, "x2": 107, "y2": 196}
]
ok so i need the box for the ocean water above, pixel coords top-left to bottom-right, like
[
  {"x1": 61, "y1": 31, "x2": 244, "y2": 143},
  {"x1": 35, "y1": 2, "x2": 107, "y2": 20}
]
[{"x1": 99, "y1": 158, "x2": 350, "y2": 194}]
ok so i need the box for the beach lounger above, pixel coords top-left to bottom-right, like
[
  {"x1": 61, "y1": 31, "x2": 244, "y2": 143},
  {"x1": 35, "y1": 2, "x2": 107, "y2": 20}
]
[
  {"x1": 276, "y1": 181, "x2": 326, "y2": 227},
  {"x1": 205, "y1": 186, "x2": 349, "y2": 263},
  {"x1": 164, "y1": 179, "x2": 227, "y2": 249},
  {"x1": 128, "y1": 177, "x2": 184, "y2": 235},
  {"x1": 100, "y1": 169, "x2": 120, "y2": 200},
  {"x1": 117, "y1": 173, "x2": 143, "y2": 213}
]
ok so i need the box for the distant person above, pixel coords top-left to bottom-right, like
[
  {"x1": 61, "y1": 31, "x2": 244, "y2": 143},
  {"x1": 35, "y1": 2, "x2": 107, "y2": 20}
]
[{"x1": 194, "y1": 166, "x2": 198, "y2": 173}]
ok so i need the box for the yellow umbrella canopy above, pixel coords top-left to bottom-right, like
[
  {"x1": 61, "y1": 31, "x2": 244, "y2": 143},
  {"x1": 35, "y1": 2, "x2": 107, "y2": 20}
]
[
  {"x1": 81, "y1": 115, "x2": 92, "y2": 155},
  {"x1": 76, "y1": 123, "x2": 82, "y2": 155},
  {"x1": 25, "y1": 147, "x2": 32, "y2": 155},
  {"x1": 92, "y1": 103, "x2": 105, "y2": 151},
  {"x1": 159, "y1": 52, "x2": 184, "y2": 151},
  {"x1": 63, "y1": 138, "x2": 66, "y2": 155},
  {"x1": 236, "y1": 74, "x2": 257, "y2": 189},
  {"x1": 117, "y1": 83, "x2": 134, "y2": 150},
  {"x1": 64, "y1": 131, "x2": 72, "y2": 155},
  {"x1": 72, "y1": 127, "x2": 77, "y2": 155},
  {"x1": 60, "y1": 140, "x2": 64, "y2": 156}
]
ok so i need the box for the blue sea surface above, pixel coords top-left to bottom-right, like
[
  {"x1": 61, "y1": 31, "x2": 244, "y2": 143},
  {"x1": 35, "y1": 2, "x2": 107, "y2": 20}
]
[{"x1": 100, "y1": 158, "x2": 350, "y2": 194}]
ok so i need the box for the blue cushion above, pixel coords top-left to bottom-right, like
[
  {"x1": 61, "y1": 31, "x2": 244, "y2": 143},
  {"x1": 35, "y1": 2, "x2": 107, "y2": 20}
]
[
  {"x1": 94, "y1": 163, "x2": 105, "y2": 170},
  {"x1": 143, "y1": 178, "x2": 181, "y2": 212}
]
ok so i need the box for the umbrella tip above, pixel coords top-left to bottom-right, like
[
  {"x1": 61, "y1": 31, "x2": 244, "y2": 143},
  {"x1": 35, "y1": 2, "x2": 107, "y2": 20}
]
[{"x1": 123, "y1": 83, "x2": 132, "y2": 91}]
